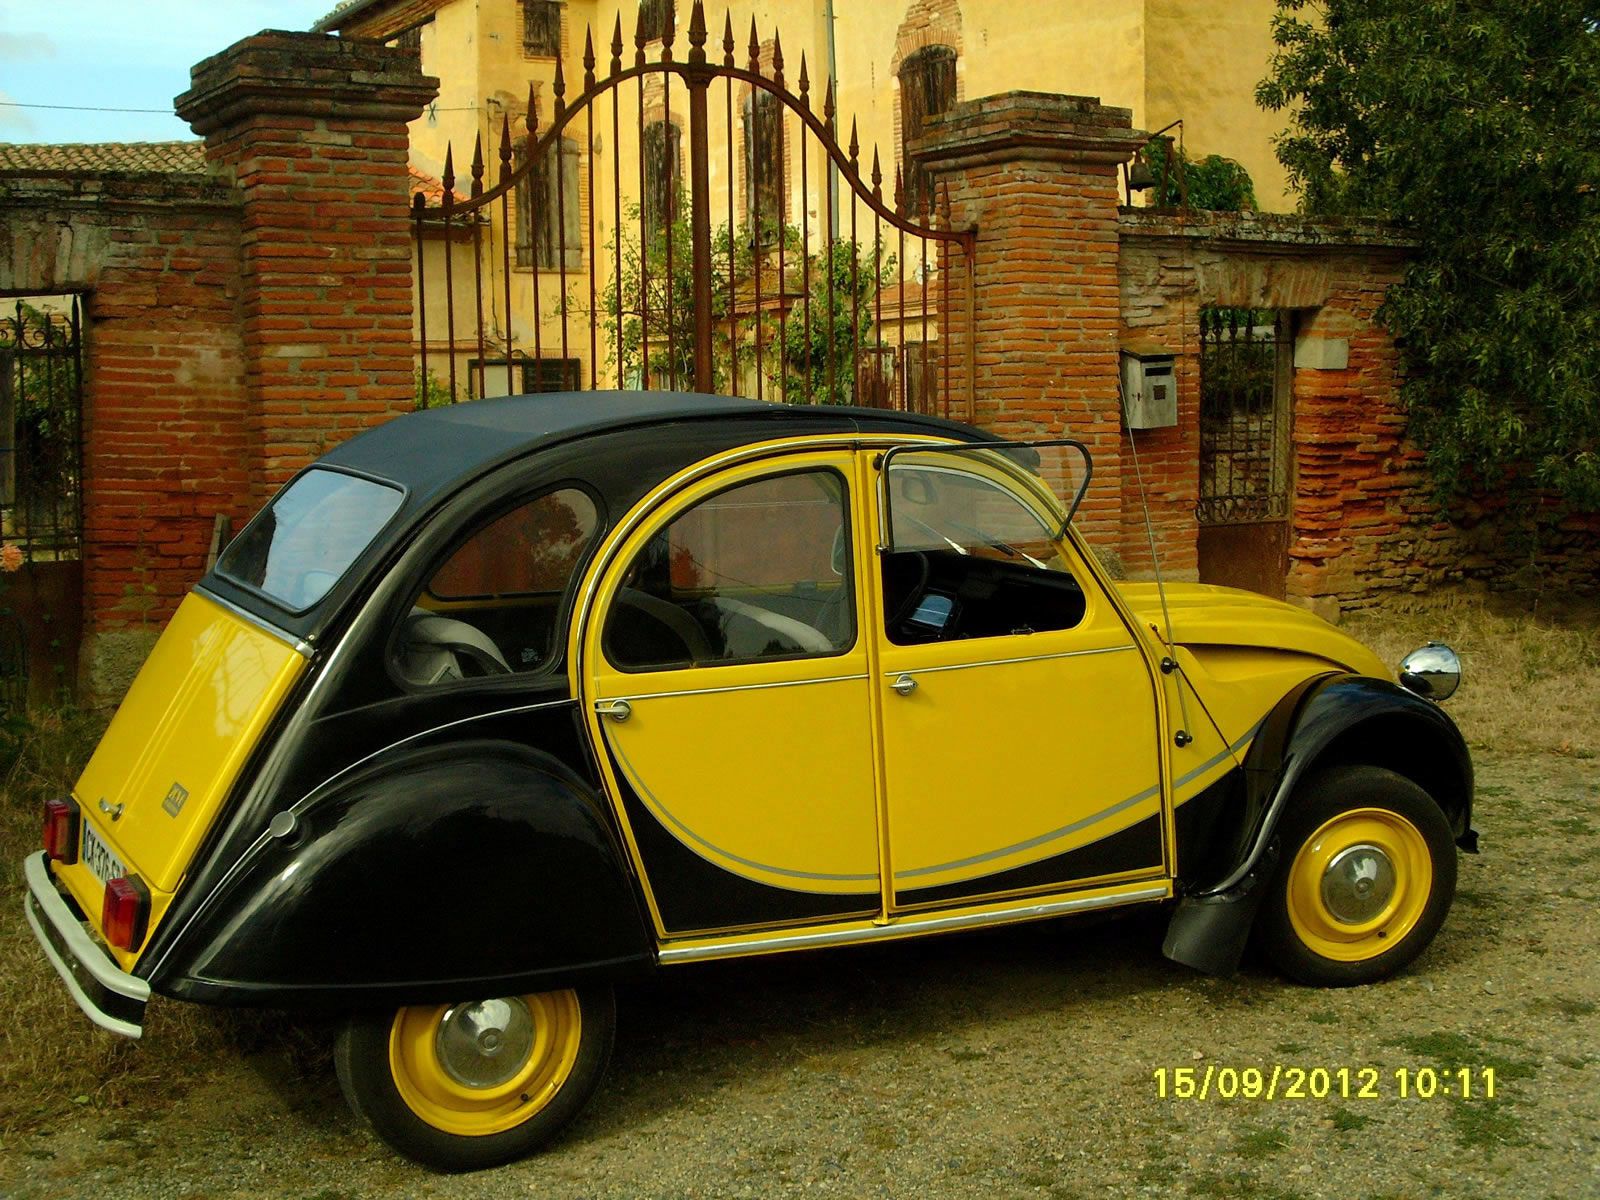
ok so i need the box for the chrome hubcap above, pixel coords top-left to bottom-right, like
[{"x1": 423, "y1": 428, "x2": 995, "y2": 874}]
[
  {"x1": 1321, "y1": 843, "x2": 1397, "y2": 924},
  {"x1": 436, "y1": 997, "x2": 535, "y2": 1089}
]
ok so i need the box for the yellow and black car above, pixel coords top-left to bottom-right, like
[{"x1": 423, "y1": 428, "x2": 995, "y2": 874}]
[{"x1": 25, "y1": 392, "x2": 1474, "y2": 1170}]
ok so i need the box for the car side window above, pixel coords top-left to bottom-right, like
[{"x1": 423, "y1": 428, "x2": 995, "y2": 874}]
[
  {"x1": 604, "y1": 469, "x2": 854, "y2": 671},
  {"x1": 396, "y1": 487, "x2": 599, "y2": 685},
  {"x1": 881, "y1": 463, "x2": 1085, "y2": 645}
]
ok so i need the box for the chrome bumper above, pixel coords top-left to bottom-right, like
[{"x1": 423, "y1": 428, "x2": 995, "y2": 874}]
[{"x1": 22, "y1": 852, "x2": 148, "y2": 1038}]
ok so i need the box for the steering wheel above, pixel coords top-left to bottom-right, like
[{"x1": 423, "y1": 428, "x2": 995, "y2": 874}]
[
  {"x1": 884, "y1": 550, "x2": 932, "y2": 630},
  {"x1": 400, "y1": 611, "x2": 514, "y2": 684}
]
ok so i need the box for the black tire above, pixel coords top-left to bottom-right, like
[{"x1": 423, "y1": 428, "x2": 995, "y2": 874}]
[
  {"x1": 1258, "y1": 765, "x2": 1456, "y2": 987},
  {"x1": 335, "y1": 985, "x2": 615, "y2": 1172}
]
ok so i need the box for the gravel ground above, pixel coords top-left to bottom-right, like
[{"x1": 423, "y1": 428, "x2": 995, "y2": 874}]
[{"x1": 3, "y1": 749, "x2": 1597, "y2": 1200}]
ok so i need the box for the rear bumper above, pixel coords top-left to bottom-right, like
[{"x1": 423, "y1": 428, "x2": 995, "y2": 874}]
[{"x1": 22, "y1": 852, "x2": 149, "y2": 1039}]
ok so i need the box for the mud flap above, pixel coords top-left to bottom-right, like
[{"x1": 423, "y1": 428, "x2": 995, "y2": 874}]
[{"x1": 1162, "y1": 842, "x2": 1279, "y2": 977}]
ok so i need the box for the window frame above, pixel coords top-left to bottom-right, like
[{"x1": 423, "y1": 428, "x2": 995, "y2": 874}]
[
  {"x1": 467, "y1": 357, "x2": 582, "y2": 398},
  {"x1": 522, "y1": 0, "x2": 562, "y2": 58},
  {"x1": 386, "y1": 479, "x2": 607, "y2": 692},
  {"x1": 741, "y1": 88, "x2": 786, "y2": 246},
  {"x1": 515, "y1": 135, "x2": 583, "y2": 271},
  {"x1": 897, "y1": 43, "x2": 957, "y2": 219}
]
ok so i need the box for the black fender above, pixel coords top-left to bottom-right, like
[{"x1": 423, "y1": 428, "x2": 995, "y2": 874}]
[
  {"x1": 149, "y1": 739, "x2": 655, "y2": 1007},
  {"x1": 1164, "y1": 673, "x2": 1474, "y2": 976}
]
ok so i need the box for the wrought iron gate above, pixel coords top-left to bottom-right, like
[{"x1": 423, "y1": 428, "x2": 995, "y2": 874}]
[
  {"x1": 411, "y1": 1, "x2": 975, "y2": 417},
  {"x1": 1196, "y1": 307, "x2": 1292, "y2": 597},
  {"x1": 0, "y1": 296, "x2": 85, "y2": 702}
]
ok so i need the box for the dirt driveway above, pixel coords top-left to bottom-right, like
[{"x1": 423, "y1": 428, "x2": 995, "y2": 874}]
[{"x1": 3, "y1": 747, "x2": 1596, "y2": 1200}]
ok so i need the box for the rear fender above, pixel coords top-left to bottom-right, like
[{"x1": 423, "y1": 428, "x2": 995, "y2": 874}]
[{"x1": 149, "y1": 740, "x2": 654, "y2": 1006}]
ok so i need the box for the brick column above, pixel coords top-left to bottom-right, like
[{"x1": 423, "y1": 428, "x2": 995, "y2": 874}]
[
  {"x1": 176, "y1": 32, "x2": 437, "y2": 501},
  {"x1": 912, "y1": 93, "x2": 1144, "y2": 546}
]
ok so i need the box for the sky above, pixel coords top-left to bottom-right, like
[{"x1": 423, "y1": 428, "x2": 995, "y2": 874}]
[{"x1": 1, "y1": 1, "x2": 342, "y2": 144}]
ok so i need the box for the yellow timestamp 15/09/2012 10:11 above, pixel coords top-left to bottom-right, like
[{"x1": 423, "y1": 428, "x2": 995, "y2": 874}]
[{"x1": 1152, "y1": 1064, "x2": 1497, "y2": 1102}]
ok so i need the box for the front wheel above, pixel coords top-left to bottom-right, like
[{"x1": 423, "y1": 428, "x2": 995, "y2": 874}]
[
  {"x1": 1258, "y1": 765, "x2": 1456, "y2": 987},
  {"x1": 335, "y1": 985, "x2": 615, "y2": 1172}
]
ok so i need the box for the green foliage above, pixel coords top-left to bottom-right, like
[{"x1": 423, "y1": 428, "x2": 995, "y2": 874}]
[
  {"x1": 414, "y1": 367, "x2": 453, "y2": 410},
  {"x1": 780, "y1": 240, "x2": 898, "y2": 404},
  {"x1": 1257, "y1": 0, "x2": 1600, "y2": 506},
  {"x1": 1145, "y1": 139, "x2": 1259, "y2": 211},
  {"x1": 602, "y1": 196, "x2": 894, "y2": 403}
]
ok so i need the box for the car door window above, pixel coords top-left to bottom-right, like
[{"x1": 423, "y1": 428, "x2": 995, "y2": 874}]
[
  {"x1": 881, "y1": 459, "x2": 1085, "y2": 645},
  {"x1": 396, "y1": 487, "x2": 599, "y2": 685},
  {"x1": 604, "y1": 469, "x2": 854, "y2": 671}
]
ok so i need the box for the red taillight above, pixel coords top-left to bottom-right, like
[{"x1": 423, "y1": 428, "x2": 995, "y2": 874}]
[
  {"x1": 102, "y1": 875, "x2": 151, "y2": 951},
  {"x1": 42, "y1": 797, "x2": 79, "y2": 864}
]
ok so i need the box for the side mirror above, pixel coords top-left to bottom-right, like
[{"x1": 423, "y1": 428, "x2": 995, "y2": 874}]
[{"x1": 1398, "y1": 642, "x2": 1461, "y2": 702}]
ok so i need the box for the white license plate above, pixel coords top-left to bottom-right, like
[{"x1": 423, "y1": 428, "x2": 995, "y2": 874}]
[{"x1": 81, "y1": 822, "x2": 127, "y2": 886}]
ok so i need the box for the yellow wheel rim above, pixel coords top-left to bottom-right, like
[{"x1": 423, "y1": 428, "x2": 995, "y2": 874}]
[
  {"x1": 1286, "y1": 807, "x2": 1433, "y2": 963},
  {"x1": 389, "y1": 990, "x2": 583, "y2": 1137}
]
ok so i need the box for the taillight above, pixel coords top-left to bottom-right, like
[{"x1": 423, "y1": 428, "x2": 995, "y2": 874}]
[
  {"x1": 102, "y1": 875, "x2": 151, "y2": 951},
  {"x1": 42, "y1": 797, "x2": 79, "y2": 864}
]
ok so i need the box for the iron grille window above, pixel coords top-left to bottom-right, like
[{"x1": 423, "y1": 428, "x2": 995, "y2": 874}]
[
  {"x1": 1197, "y1": 307, "x2": 1292, "y2": 525},
  {"x1": 0, "y1": 299, "x2": 82, "y2": 562},
  {"x1": 643, "y1": 120, "x2": 681, "y2": 242},
  {"x1": 523, "y1": 0, "x2": 562, "y2": 56},
  {"x1": 515, "y1": 137, "x2": 583, "y2": 270},
  {"x1": 742, "y1": 89, "x2": 784, "y2": 244},
  {"x1": 468, "y1": 357, "x2": 582, "y2": 398},
  {"x1": 898, "y1": 45, "x2": 956, "y2": 217}
]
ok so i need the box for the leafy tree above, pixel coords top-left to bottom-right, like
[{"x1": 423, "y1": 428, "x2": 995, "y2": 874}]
[
  {"x1": 779, "y1": 240, "x2": 898, "y2": 405},
  {"x1": 1257, "y1": 1, "x2": 1600, "y2": 505},
  {"x1": 1144, "y1": 138, "x2": 1259, "y2": 211}
]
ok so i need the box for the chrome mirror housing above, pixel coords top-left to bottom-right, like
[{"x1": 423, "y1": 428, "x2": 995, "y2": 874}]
[{"x1": 1399, "y1": 642, "x2": 1461, "y2": 702}]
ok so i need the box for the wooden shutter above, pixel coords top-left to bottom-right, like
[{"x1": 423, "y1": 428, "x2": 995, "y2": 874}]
[
  {"x1": 899, "y1": 45, "x2": 956, "y2": 216},
  {"x1": 523, "y1": 1, "x2": 561, "y2": 56}
]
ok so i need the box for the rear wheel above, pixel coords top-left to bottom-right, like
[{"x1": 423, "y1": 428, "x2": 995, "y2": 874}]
[
  {"x1": 1258, "y1": 766, "x2": 1456, "y2": 987},
  {"x1": 335, "y1": 985, "x2": 614, "y2": 1172}
]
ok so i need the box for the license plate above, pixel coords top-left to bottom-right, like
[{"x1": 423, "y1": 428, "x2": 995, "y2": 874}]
[{"x1": 81, "y1": 822, "x2": 127, "y2": 886}]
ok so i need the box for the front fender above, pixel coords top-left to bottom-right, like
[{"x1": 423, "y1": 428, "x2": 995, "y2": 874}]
[
  {"x1": 150, "y1": 740, "x2": 654, "y2": 1006},
  {"x1": 1164, "y1": 673, "x2": 1473, "y2": 975}
]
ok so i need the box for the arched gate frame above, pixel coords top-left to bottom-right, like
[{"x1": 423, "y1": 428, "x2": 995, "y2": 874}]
[{"x1": 412, "y1": 1, "x2": 976, "y2": 419}]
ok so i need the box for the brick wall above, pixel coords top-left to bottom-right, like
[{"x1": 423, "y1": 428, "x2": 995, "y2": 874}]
[{"x1": 0, "y1": 173, "x2": 249, "y2": 693}]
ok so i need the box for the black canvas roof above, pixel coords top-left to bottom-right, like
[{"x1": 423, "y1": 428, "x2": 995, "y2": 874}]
[{"x1": 320, "y1": 390, "x2": 976, "y2": 507}]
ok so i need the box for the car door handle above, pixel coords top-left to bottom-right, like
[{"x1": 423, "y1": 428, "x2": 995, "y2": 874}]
[
  {"x1": 597, "y1": 699, "x2": 633, "y2": 722},
  {"x1": 890, "y1": 674, "x2": 917, "y2": 697}
]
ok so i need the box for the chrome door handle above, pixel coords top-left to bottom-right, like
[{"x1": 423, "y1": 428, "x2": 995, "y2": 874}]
[
  {"x1": 597, "y1": 699, "x2": 633, "y2": 722},
  {"x1": 890, "y1": 674, "x2": 917, "y2": 697}
]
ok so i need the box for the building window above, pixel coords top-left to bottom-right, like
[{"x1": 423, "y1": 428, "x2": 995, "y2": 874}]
[
  {"x1": 469, "y1": 357, "x2": 583, "y2": 398},
  {"x1": 638, "y1": 0, "x2": 671, "y2": 41},
  {"x1": 898, "y1": 45, "x2": 956, "y2": 217},
  {"x1": 516, "y1": 137, "x2": 582, "y2": 270},
  {"x1": 523, "y1": 0, "x2": 562, "y2": 57},
  {"x1": 643, "y1": 120, "x2": 681, "y2": 241},
  {"x1": 742, "y1": 89, "x2": 784, "y2": 243}
]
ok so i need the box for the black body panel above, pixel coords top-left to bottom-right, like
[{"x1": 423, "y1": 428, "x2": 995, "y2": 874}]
[
  {"x1": 607, "y1": 749, "x2": 880, "y2": 933},
  {"x1": 894, "y1": 813, "x2": 1163, "y2": 908},
  {"x1": 151, "y1": 741, "x2": 653, "y2": 1006}
]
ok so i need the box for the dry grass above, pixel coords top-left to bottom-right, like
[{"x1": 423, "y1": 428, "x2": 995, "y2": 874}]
[
  {"x1": 1343, "y1": 595, "x2": 1600, "y2": 758},
  {"x1": 0, "y1": 710, "x2": 321, "y2": 1139}
]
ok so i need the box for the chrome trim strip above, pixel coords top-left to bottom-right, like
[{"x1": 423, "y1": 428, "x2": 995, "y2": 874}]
[
  {"x1": 606, "y1": 735, "x2": 881, "y2": 885},
  {"x1": 658, "y1": 884, "x2": 1171, "y2": 963},
  {"x1": 600, "y1": 672, "x2": 868, "y2": 704},
  {"x1": 194, "y1": 586, "x2": 313, "y2": 658},
  {"x1": 891, "y1": 719, "x2": 1262, "y2": 880},
  {"x1": 23, "y1": 853, "x2": 149, "y2": 1039},
  {"x1": 882, "y1": 643, "x2": 1136, "y2": 678},
  {"x1": 296, "y1": 697, "x2": 579, "y2": 811}
]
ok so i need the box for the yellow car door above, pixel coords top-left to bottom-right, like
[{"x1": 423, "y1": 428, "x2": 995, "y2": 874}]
[
  {"x1": 581, "y1": 451, "x2": 885, "y2": 938},
  {"x1": 871, "y1": 444, "x2": 1168, "y2": 910}
]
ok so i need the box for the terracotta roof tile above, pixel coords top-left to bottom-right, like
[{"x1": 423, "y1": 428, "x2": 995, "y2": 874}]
[
  {"x1": 409, "y1": 165, "x2": 466, "y2": 205},
  {"x1": 0, "y1": 140, "x2": 209, "y2": 175}
]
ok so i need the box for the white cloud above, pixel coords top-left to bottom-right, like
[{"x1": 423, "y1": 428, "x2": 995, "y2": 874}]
[{"x1": 0, "y1": 89, "x2": 38, "y2": 136}]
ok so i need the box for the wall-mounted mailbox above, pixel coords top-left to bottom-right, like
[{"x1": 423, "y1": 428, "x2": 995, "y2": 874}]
[{"x1": 1119, "y1": 345, "x2": 1177, "y2": 429}]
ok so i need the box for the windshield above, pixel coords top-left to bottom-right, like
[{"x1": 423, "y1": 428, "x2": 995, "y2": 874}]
[{"x1": 216, "y1": 469, "x2": 404, "y2": 612}]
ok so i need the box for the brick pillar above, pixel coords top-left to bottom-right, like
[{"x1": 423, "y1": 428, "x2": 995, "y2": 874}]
[
  {"x1": 913, "y1": 93, "x2": 1144, "y2": 546},
  {"x1": 176, "y1": 32, "x2": 437, "y2": 502}
]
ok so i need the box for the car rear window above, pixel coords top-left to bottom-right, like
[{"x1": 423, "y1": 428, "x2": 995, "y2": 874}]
[{"x1": 217, "y1": 469, "x2": 404, "y2": 612}]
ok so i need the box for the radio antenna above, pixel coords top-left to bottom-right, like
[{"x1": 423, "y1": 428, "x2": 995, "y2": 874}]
[{"x1": 1119, "y1": 373, "x2": 1194, "y2": 748}]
